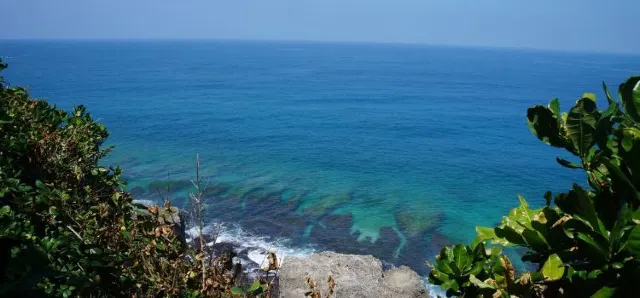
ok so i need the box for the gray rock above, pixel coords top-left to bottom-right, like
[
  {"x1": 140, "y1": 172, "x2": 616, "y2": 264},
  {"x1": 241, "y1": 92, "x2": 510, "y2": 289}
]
[
  {"x1": 279, "y1": 251, "x2": 428, "y2": 298},
  {"x1": 133, "y1": 204, "x2": 187, "y2": 246},
  {"x1": 159, "y1": 206, "x2": 187, "y2": 246}
]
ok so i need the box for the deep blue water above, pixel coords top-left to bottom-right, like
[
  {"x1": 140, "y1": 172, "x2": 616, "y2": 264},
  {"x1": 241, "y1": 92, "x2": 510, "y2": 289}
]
[{"x1": 2, "y1": 40, "x2": 639, "y2": 273}]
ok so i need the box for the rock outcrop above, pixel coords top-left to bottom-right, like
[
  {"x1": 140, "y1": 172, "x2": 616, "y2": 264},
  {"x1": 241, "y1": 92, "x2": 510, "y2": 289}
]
[
  {"x1": 279, "y1": 251, "x2": 428, "y2": 298},
  {"x1": 132, "y1": 201, "x2": 187, "y2": 246},
  {"x1": 157, "y1": 206, "x2": 187, "y2": 245}
]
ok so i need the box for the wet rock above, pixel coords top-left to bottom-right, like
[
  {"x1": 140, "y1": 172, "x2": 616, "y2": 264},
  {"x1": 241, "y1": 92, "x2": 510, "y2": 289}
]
[
  {"x1": 191, "y1": 234, "x2": 216, "y2": 250},
  {"x1": 193, "y1": 239, "x2": 263, "y2": 275},
  {"x1": 279, "y1": 251, "x2": 428, "y2": 298}
]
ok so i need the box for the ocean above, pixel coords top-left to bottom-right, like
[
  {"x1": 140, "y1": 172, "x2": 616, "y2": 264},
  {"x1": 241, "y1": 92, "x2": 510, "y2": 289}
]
[{"x1": 2, "y1": 40, "x2": 639, "y2": 275}]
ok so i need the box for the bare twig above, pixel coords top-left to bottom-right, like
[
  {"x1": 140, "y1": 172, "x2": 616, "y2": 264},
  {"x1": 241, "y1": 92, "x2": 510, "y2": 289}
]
[
  {"x1": 67, "y1": 225, "x2": 84, "y2": 242},
  {"x1": 189, "y1": 154, "x2": 208, "y2": 290}
]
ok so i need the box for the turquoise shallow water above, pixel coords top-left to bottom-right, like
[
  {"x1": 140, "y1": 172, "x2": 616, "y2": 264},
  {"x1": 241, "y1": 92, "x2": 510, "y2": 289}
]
[{"x1": 2, "y1": 40, "x2": 639, "y2": 273}]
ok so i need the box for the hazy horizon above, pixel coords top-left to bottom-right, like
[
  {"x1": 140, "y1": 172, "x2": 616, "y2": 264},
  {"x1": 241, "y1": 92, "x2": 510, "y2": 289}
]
[
  {"x1": 2, "y1": 0, "x2": 639, "y2": 55},
  {"x1": 3, "y1": 37, "x2": 639, "y2": 57}
]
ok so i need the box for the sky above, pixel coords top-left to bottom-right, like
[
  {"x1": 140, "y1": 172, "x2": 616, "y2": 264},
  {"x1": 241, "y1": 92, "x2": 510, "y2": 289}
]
[{"x1": 1, "y1": 0, "x2": 639, "y2": 53}]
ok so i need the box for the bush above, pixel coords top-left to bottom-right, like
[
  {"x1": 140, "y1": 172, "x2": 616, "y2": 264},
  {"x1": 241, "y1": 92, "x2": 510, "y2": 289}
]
[
  {"x1": 428, "y1": 77, "x2": 640, "y2": 297},
  {"x1": 0, "y1": 60, "x2": 275, "y2": 297}
]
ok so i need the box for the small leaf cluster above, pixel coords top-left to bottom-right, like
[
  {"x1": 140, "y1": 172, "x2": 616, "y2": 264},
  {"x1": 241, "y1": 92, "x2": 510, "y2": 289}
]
[{"x1": 429, "y1": 77, "x2": 640, "y2": 297}]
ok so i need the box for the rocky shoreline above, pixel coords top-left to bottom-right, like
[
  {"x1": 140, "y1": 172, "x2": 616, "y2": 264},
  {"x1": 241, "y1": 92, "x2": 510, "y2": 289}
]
[
  {"x1": 205, "y1": 239, "x2": 429, "y2": 297},
  {"x1": 280, "y1": 251, "x2": 429, "y2": 298},
  {"x1": 189, "y1": 235, "x2": 430, "y2": 297},
  {"x1": 139, "y1": 202, "x2": 431, "y2": 297}
]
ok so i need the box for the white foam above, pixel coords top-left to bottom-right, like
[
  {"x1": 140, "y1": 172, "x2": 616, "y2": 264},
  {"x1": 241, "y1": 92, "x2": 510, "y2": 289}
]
[
  {"x1": 186, "y1": 222, "x2": 314, "y2": 270},
  {"x1": 132, "y1": 199, "x2": 157, "y2": 206},
  {"x1": 425, "y1": 281, "x2": 445, "y2": 298}
]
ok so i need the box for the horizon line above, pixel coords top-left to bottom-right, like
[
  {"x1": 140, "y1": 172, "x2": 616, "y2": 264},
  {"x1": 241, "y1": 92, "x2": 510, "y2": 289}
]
[{"x1": 1, "y1": 36, "x2": 638, "y2": 56}]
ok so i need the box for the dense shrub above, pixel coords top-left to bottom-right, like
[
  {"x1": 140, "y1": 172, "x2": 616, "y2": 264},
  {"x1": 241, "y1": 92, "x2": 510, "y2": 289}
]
[
  {"x1": 0, "y1": 60, "x2": 274, "y2": 297},
  {"x1": 428, "y1": 77, "x2": 640, "y2": 297}
]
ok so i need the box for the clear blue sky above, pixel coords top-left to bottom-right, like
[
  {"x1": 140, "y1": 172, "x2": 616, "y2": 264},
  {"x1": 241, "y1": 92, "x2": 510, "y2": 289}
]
[{"x1": 2, "y1": 0, "x2": 638, "y2": 53}]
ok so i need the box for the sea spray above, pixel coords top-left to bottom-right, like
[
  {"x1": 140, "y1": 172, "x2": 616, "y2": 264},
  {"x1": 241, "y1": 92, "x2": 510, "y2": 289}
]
[{"x1": 185, "y1": 222, "x2": 315, "y2": 277}]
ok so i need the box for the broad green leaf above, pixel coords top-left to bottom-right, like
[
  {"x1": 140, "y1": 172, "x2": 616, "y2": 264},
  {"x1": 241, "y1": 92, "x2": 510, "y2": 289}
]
[
  {"x1": 527, "y1": 105, "x2": 565, "y2": 148},
  {"x1": 541, "y1": 254, "x2": 564, "y2": 281},
  {"x1": 452, "y1": 244, "x2": 471, "y2": 272},
  {"x1": 555, "y1": 184, "x2": 605, "y2": 235},
  {"x1": 522, "y1": 229, "x2": 550, "y2": 250},
  {"x1": 514, "y1": 196, "x2": 534, "y2": 229},
  {"x1": 495, "y1": 196, "x2": 551, "y2": 249},
  {"x1": 566, "y1": 97, "x2": 599, "y2": 157},
  {"x1": 428, "y1": 269, "x2": 451, "y2": 283},
  {"x1": 601, "y1": 93, "x2": 620, "y2": 119},
  {"x1": 587, "y1": 269, "x2": 603, "y2": 279},
  {"x1": 620, "y1": 128, "x2": 640, "y2": 152},
  {"x1": 440, "y1": 279, "x2": 460, "y2": 292},
  {"x1": 469, "y1": 274, "x2": 497, "y2": 289},
  {"x1": 470, "y1": 236, "x2": 482, "y2": 249},
  {"x1": 610, "y1": 204, "x2": 631, "y2": 253},
  {"x1": 582, "y1": 92, "x2": 597, "y2": 102},
  {"x1": 627, "y1": 225, "x2": 640, "y2": 258},
  {"x1": 619, "y1": 76, "x2": 640, "y2": 122},
  {"x1": 472, "y1": 241, "x2": 486, "y2": 259},
  {"x1": 549, "y1": 98, "x2": 563, "y2": 128},
  {"x1": 475, "y1": 226, "x2": 496, "y2": 241},
  {"x1": 556, "y1": 157, "x2": 582, "y2": 169},
  {"x1": 591, "y1": 286, "x2": 617, "y2": 298},
  {"x1": 576, "y1": 232, "x2": 609, "y2": 262},
  {"x1": 603, "y1": 81, "x2": 615, "y2": 105},
  {"x1": 468, "y1": 260, "x2": 484, "y2": 276},
  {"x1": 549, "y1": 98, "x2": 561, "y2": 117},
  {"x1": 602, "y1": 158, "x2": 639, "y2": 202},
  {"x1": 566, "y1": 267, "x2": 587, "y2": 282},
  {"x1": 435, "y1": 255, "x2": 455, "y2": 275},
  {"x1": 595, "y1": 116, "x2": 613, "y2": 155},
  {"x1": 494, "y1": 225, "x2": 526, "y2": 246}
]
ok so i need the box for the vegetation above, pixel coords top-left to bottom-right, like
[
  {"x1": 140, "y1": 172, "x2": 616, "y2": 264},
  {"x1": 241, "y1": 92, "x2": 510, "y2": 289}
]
[
  {"x1": 428, "y1": 77, "x2": 640, "y2": 297},
  {"x1": 4, "y1": 52, "x2": 639, "y2": 298},
  {"x1": 0, "y1": 60, "x2": 278, "y2": 297}
]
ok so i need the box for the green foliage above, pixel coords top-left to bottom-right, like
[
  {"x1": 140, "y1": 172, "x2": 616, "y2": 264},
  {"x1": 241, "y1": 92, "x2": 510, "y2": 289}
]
[
  {"x1": 0, "y1": 59, "x2": 276, "y2": 297},
  {"x1": 429, "y1": 77, "x2": 640, "y2": 297}
]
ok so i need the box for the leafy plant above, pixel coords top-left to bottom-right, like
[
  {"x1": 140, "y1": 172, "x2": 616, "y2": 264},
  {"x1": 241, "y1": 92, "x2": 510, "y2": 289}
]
[
  {"x1": 429, "y1": 77, "x2": 640, "y2": 297},
  {"x1": 0, "y1": 59, "x2": 279, "y2": 297}
]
